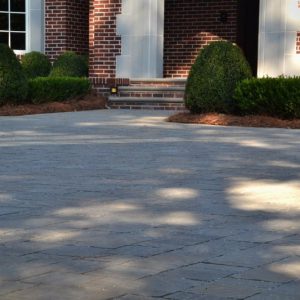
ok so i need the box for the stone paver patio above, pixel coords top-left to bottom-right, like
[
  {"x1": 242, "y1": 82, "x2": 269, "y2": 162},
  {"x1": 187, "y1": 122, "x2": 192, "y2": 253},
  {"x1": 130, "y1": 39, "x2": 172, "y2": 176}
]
[{"x1": 0, "y1": 110, "x2": 300, "y2": 300}]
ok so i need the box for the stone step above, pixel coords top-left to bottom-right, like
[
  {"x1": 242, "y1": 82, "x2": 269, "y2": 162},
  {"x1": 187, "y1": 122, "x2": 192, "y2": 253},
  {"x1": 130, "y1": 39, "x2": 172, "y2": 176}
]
[
  {"x1": 108, "y1": 96, "x2": 186, "y2": 111},
  {"x1": 130, "y1": 78, "x2": 187, "y2": 87},
  {"x1": 108, "y1": 78, "x2": 187, "y2": 110},
  {"x1": 117, "y1": 84, "x2": 185, "y2": 99},
  {"x1": 119, "y1": 85, "x2": 185, "y2": 92}
]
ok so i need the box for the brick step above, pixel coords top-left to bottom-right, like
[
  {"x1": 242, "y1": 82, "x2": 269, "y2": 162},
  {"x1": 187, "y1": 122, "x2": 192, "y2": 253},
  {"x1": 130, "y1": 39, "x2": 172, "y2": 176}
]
[
  {"x1": 108, "y1": 96, "x2": 186, "y2": 111},
  {"x1": 108, "y1": 78, "x2": 187, "y2": 110},
  {"x1": 118, "y1": 85, "x2": 185, "y2": 99},
  {"x1": 119, "y1": 85, "x2": 185, "y2": 92},
  {"x1": 130, "y1": 78, "x2": 187, "y2": 87}
]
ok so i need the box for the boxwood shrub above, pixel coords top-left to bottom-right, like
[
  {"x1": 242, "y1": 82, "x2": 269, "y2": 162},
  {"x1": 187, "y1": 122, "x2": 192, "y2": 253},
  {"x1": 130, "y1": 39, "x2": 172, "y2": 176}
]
[
  {"x1": 28, "y1": 77, "x2": 91, "y2": 104},
  {"x1": 21, "y1": 51, "x2": 52, "y2": 79},
  {"x1": 234, "y1": 77, "x2": 300, "y2": 119},
  {"x1": 0, "y1": 44, "x2": 28, "y2": 105},
  {"x1": 50, "y1": 51, "x2": 88, "y2": 78},
  {"x1": 185, "y1": 41, "x2": 252, "y2": 114}
]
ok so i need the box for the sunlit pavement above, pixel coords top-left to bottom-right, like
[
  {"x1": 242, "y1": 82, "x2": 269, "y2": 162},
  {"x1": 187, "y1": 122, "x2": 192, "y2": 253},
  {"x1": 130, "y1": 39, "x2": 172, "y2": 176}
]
[{"x1": 1, "y1": 110, "x2": 300, "y2": 300}]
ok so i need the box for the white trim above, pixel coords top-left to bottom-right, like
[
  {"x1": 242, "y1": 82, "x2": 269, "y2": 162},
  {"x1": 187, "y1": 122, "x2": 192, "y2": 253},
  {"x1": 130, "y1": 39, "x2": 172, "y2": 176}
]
[{"x1": 0, "y1": 0, "x2": 28, "y2": 53}]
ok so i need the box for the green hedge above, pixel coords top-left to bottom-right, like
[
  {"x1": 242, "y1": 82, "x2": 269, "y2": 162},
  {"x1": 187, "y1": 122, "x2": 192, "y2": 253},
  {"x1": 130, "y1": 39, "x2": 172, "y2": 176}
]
[
  {"x1": 234, "y1": 77, "x2": 300, "y2": 119},
  {"x1": 21, "y1": 51, "x2": 52, "y2": 79},
  {"x1": 185, "y1": 41, "x2": 252, "y2": 114},
  {"x1": 28, "y1": 77, "x2": 91, "y2": 104},
  {"x1": 0, "y1": 44, "x2": 28, "y2": 105},
  {"x1": 50, "y1": 51, "x2": 88, "y2": 78}
]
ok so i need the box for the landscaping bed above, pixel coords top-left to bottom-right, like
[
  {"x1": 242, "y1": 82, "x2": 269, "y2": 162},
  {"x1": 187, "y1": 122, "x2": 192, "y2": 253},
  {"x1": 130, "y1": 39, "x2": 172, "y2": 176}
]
[
  {"x1": 168, "y1": 113, "x2": 300, "y2": 129},
  {"x1": 0, "y1": 94, "x2": 106, "y2": 116}
]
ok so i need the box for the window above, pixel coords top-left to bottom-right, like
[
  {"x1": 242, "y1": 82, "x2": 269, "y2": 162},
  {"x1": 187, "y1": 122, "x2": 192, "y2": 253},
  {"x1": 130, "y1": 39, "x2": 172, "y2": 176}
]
[{"x1": 0, "y1": 0, "x2": 26, "y2": 52}]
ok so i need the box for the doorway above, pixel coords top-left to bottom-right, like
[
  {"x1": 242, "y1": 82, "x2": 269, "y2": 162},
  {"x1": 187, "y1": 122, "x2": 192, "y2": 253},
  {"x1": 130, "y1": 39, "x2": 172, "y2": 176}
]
[{"x1": 237, "y1": 0, "x2": 260, "y2": 76}]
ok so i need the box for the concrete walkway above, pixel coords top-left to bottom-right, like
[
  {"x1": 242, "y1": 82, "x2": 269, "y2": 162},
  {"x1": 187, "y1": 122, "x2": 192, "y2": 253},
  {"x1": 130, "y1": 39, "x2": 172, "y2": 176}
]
[{"x1": 0, "y1": 110, "x2": 300, "y2": 300}]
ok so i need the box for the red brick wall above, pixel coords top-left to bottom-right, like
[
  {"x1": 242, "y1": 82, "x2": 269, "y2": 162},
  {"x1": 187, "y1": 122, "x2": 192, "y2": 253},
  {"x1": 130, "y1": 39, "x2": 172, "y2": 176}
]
[
  {"x1": 297, "y1": 32, "x2": 300, "y2": 54},
  {"x1": 45, "y1": 0, "x2": 89, "y2": 61},
  {"x1": 89, "y1": 0, "x2": 122, "y2": 87},
  {"x1": 164, "y1": 0, "x2": 239, "y2": 78}
]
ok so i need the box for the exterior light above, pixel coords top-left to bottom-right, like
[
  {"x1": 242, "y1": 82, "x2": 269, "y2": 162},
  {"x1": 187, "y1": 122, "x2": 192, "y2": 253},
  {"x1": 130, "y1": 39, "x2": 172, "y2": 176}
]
[{"x1": 110, "y1": 86, "x2": 118, "y2": 95}]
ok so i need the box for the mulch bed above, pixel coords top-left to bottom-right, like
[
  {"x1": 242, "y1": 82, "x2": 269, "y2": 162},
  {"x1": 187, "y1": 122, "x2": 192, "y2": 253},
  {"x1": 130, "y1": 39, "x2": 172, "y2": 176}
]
[
  {"x1": 168, "y1": 112, "x2": 300, "y2": 129},
  {"x1": 0, "y1": 94, "x2": 107, "y2": 116}
]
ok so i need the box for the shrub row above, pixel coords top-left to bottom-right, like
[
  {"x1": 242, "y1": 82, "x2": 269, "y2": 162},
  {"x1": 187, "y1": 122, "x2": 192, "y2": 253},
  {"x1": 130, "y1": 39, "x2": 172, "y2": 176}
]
[
  {"x1": 21, "y1": 51, "x2": 88, "y2": 79},
  {"x1": 185, "y1": 41, "x2": 300, "y2": 120},
  {"x1": 21, "y1": 51, "x2": 52, "y2": 79},
  {"x1": 50, "y1": 52, "x2": 88, "y2": 78},
  {"x1": 29, "y1": 77, "x2": 91, "y2": 104},
  {"x1": 234, "y1": 77, "x2": 300, "y2": 119},
  {"x1": 0, "y1": 44, "x2": 90, "y2": 106}
]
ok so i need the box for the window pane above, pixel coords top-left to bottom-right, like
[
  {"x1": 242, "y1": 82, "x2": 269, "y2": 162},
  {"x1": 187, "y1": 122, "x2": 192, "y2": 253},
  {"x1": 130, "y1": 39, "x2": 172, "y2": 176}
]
[
  {"x1": 0, "y1": 31, "x2": 8, "y2": 44},
  {"x1": 0, "y1": 12, "x2": 8, "y2": 30},
  {"x1": 11, "y1": 13, "x2": 25, "y2": 31},
  {"x1": 0, "y1": 0, "x2": 8, "y2": 11},
  {"x1": 11, "y1": 0, "x2": 25, "y2": 12},
  {"x1": 11, "y1": 32, "x2": 25, "y2": 50}
]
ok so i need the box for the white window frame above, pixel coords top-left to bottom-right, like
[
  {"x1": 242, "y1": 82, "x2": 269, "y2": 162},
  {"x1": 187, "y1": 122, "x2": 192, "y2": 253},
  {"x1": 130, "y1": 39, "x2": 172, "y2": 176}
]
[{"x1": 0, "y1": 0, "x2": 29, "y2": 54}]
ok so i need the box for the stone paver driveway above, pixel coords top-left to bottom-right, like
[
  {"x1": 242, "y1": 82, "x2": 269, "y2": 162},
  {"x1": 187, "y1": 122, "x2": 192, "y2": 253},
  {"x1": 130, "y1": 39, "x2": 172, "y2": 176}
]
[{"x1": 1, "y1": 110, "x2": 300, "y2": 300}]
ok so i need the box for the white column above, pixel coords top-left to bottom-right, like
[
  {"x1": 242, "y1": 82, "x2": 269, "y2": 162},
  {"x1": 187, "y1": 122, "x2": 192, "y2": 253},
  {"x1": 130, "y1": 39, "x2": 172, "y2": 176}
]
[
  {"x1": 116, "y1": 0, "x2": 165, "y2": 79},
  {"x1": 27, "y1": 0, "x2": 44, "y2": 52},
  {"x1": 258, "y1": 0, "x2": 300, "y2": 77}
]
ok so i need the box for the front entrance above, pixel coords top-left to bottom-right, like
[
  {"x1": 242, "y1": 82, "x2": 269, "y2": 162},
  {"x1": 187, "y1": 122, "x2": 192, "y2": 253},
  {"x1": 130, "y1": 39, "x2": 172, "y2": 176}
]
[
  {"x1": 115, "y1": 0, "x2": 259, "y2": 79},
  {"x1": 237, "y1": 0, "x2": 260, "y2": 75}
]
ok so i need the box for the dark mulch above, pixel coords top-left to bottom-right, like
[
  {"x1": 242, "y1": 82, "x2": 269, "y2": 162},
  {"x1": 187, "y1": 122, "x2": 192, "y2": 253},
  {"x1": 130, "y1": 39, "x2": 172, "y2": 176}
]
[
  {"x1": 0, "y1": 94, "x2": 107, "y2": 116},
  {"x1": 168, "y1": 112, "x2": 300, "y2": 129}
]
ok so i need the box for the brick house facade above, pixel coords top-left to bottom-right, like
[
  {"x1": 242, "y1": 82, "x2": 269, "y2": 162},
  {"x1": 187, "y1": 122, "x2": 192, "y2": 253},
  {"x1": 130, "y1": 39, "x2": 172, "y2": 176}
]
[
  {"x1": 45, "y1": 0, "x2": 89, "y2": 61},
  {"x1": 164, "y1": 0, "x2": 239, "y2": 78},
  {"x1": 1, "y1": 0, "x2": 300, "y2": 94}
]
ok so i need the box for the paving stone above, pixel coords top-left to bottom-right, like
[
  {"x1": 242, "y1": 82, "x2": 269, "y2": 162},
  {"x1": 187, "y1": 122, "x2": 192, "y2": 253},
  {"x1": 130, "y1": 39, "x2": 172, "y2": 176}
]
[
  {"x1": 189, "y1": 277, "x2": 278, "y2": 299},
  {"x1": 0, "y1": 281, "x2": 35, "y2": 297},
  {"x1": 160, "y1": 262, "x2": 248, "y2": 283},
  {"x1": 1, "y1": 110, "x2": 300, "y2": 299},
  {"x1": 117, "y1": 295, "x2": 160, "y2": 300},
  {"x1": 1, "y1": 284, "x2": 113, "y2": 300},
  {"x1": 267, "y1": 280, "x2": 300, "y2": 296},
  {"x1": 228, "y1": 230, "x2": 290, "y2": 243},
  {"x1": 164, "y1": 291, "x2": 202, "y2": 300},
  {"x1": 232, "y1": 256, "x2": 300, "y2": 283},
  {"x1": 248, "y1": 293, "x2": 300, "y2": 300},
  {"x1": 135, "y1": 273, "x2": 195, "y2": 297},
  {"x1": 0, "y1": 260, "x2": 62, "y2": 281},
  {"x1": 204, "y1": 244, "x2": 291, "y2": 268},
  {"x1": 166, "y1": 293, "x2": 233, "y2": 300}
]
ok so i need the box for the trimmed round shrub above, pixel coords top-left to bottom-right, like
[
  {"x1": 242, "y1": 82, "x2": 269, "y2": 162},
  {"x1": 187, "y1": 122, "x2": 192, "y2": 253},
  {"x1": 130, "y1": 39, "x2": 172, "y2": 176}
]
[
  {"x1": 21, "y1": 51, "x2": 51, "y2": 79},
  {"x1": 234, "y1": 77, "x2": 300, "y2": 119},
  {"x1": 185, "y1": 41, "x2": 253, "y2": 114},
  {"x1": 0, "y1": 44, "x2": 28, "y2": 105},
  {"x1": 50, "y1": 51, "x2": 88, "y2": 78},
  {"x1": 28, "y1": 77, "x2": 91, "y2": 104}
]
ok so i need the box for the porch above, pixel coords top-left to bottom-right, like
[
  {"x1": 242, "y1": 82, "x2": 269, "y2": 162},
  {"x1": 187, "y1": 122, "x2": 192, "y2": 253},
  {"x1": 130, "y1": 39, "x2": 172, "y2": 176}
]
[
  {"x1": 88, "y1": 0, "x2": 300, "y2": 109},
  {"x1": 88, "y1": 0, "x2": 258, "y2": 108}
]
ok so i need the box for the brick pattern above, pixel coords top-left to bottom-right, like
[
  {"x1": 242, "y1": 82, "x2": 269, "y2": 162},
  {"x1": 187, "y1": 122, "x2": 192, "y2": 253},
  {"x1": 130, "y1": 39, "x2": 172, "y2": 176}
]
[
  {"x1": 297, "y1": 32, "x2": 300, "y2": 54},
  {"x1": 164, "y1": 0, "x2": 239, "y2": 78},
  {"x1": 45, "y1": 0, "x2": 89, "y2": 61},
  {"x1": 118, "y1": 91, "x2": 184, "y2": 99},
  {"x1": 89, "y1": 0, "x2": 122, "y2": 85},
  {"x1": 130, "y1": 80, "x2": 186, "y2": 87},
  {"x1": 109, "y1": 101, "x2": 186, "y2": 111}
]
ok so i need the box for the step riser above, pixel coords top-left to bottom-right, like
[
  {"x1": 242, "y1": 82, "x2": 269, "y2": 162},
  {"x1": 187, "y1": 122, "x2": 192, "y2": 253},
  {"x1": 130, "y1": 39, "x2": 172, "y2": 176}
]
[
  {"x1": 109, "y1": 102, "x2": 186, "y2": 111},
  {"x1": 119, "y1": 92, "x2": 184, "y2": 99},
  {"x1": 130, "y1": 79, "x2": 187, "y2": 87}
]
